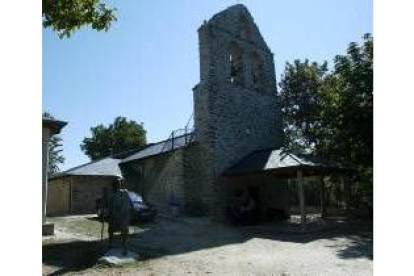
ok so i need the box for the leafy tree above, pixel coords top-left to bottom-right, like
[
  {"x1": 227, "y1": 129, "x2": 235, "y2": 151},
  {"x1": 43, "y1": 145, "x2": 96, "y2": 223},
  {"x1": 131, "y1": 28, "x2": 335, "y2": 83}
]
[
  {"x1": 323, "y1": 34, "x2": 373, "y2": 210},
  {"x1": 43, "y1": 0, "x2": 117, "y2": 38},
  {"x1": 279, "y1": 34, "x2": 373, "y2": 211},
  {"x1": 43, "y1": 112, "x2": 65, "y2": 176},
  {"x1": 81, "y1": 116, "x2": 147, "y2": 160},
  {"x1": 278, "y1": 59, "x2": 329, "y2": 152},
  {"x1": 329, "y1": 33, "x2": 373, "y2": 169}
]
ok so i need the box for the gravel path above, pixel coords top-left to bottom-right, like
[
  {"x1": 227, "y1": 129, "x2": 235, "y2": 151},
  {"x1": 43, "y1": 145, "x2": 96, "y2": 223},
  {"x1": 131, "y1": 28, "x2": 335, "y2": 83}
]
[{"x1": 43, "y1": 216, "x2": 373, "y2": 276}]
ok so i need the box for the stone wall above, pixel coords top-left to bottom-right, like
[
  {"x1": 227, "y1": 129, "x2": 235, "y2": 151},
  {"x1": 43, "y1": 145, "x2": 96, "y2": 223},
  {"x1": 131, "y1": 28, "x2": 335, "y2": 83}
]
[
  {"x1": 47, "y1": 175, "x2": 116, "y2": 215},
  {"x1": 71, "y1": 176, "x2": 116, "y2": 214},
  {"x1": 182, "y1": 143, "x2": 209, "y2": 215},
  {"x1": 123, "y1": 149, "x2": 186, "y2": 215},
  {"x1": 47, "y1": 178, "x2": 70, "y2": 216}
]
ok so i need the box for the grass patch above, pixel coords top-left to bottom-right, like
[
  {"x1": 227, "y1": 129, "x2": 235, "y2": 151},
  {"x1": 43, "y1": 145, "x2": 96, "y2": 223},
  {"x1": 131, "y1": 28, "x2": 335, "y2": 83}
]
[
  {"x1": 48, "y1": 216, "x2": 145, "y2": 239},
  {"x1": 48, "y1": 216, "x2": 103, "y2": 238},
  {"x1": 120, "y1": 260, "x2": 150, "y2": 269}
]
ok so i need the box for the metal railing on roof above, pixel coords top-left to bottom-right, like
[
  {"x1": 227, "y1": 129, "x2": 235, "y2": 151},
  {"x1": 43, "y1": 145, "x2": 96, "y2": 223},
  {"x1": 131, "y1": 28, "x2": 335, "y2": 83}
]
[{"x1": 160, "y1": 113, "x2": 196, "y2": 153}]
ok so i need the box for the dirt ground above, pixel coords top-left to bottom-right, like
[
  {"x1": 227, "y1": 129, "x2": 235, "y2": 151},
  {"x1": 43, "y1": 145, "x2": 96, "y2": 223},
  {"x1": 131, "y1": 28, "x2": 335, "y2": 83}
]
[{"x1": 43, "y1": 215, "x2": 373, "y2": 276}]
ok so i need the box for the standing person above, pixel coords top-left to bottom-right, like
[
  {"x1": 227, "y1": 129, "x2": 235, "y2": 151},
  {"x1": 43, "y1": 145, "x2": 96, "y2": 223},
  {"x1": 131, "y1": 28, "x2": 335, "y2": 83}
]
[
  {"x1": 108, "y1": 177, "x2": 132, "y2": 255},
  {"x1": 240, "y1": 190, "x2": 257, "y2": 224}
]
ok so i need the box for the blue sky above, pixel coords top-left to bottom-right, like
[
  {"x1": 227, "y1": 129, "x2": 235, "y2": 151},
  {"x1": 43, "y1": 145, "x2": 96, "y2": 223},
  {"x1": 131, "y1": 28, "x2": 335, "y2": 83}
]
[{"x1": 43, "y1": 0, "x2": 373, "y2": 170}]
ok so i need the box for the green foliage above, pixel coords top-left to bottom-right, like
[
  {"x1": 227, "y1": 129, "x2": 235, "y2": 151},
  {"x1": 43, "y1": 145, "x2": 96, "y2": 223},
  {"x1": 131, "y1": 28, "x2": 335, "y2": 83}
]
[
  {"x1": 42, "y1": 0, "x2": 117, "y2": 38},
  {"x1": 329, "y1": 34, "x2": 373, "y2": 209},
  {"x1": 81, "y1": 116, "x2": 147, "y2": 161},
  {"x1": 278, "y1": 59, "x2": 328, "y2": 152},
  {"x1": 43, "y1": 112, "x2": 65, "y2": 175},
  {"x1": 279, "y1": 34, "x2": 373, "y2": 210},
  {"x1": 329, "y1": 33, "x2": 373, "y2": 169}
]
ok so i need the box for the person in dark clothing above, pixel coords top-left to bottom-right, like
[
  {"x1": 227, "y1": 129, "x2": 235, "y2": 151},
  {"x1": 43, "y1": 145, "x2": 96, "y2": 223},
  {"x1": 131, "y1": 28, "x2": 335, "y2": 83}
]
[
  {"x1": 240, "y1": 191, "x2": 257, "y2": 224},
  {"x1": 107, "y1": 178, "x2": 132, "y2": 255}
]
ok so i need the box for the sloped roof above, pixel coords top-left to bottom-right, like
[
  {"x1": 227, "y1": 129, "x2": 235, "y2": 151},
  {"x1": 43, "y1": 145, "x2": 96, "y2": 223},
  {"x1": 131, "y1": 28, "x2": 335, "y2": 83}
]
[
  {"x1": 120, "y1": 133, "x2": 193, "y2": 164},
  {"x1": 224, "y1": 148, "x2": 347, "y2": 176},
  {"x1": 42, "y1": 117, "x2": 67, "y2": 135},
  {"x1": 51, "y1": 157, "x2": 123, "y2": 179}
]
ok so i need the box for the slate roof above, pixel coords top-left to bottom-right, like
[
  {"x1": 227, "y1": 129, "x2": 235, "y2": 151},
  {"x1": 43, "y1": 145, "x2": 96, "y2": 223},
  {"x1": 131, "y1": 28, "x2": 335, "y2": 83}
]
[
  {"x1": 224, "y1": 148, "x2": 347, "y2": 176},
  {"x1": 120, "y1": 133, "x2": 193, "y2": 164},
  {"x1": 50, "y1": 157, "x2": 123, "y2": 179}
]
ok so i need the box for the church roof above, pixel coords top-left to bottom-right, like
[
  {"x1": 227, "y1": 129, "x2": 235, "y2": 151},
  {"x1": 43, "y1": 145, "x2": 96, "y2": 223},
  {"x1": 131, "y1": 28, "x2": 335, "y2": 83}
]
[
  {"x1": 120, "y1": 133, "x2": 193, "y2": 164},
  {"x1": 50, "y1": 157, "x2": 123, "y2": 179},
  {"x1": 223, "y1": 148, "x2": 348, "y2": 177}
]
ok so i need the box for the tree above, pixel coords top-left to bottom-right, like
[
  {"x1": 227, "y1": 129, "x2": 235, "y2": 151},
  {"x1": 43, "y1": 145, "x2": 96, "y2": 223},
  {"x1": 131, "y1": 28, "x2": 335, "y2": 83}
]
[
  {"x1": 323, "y1": 34, "x2": 373, "y2": 209},
  {"x1": 328, "y1": 33, "x2": 373, "y2": 169},
  {"x1": 81, "y1": 116, "x2": 147, "y2": 161},
  {"x1": 279, "y1": 34, "x2": 373, "y2": 211},
  {"x1": 43, "y1": 112, "x2": 65, "y2": 176},
  {"x1": 43, "y1": 0, "x2": 117, "y2": 38},
  {"x1": 278, "y1": 59, "x2": 329, "y2": 152}
]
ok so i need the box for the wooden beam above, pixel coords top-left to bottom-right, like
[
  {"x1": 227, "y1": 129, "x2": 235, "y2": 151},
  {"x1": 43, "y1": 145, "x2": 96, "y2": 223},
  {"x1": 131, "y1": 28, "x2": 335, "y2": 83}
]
[
  {"x1": 343, "y1": 175, "x2": 351, "y2": 213},
  {"x1": 320, "y1": 176, "x2": 326, "y2": 218},
  {"x1": 297, "y1": 169, "x2": 306, "y2": 230},
  {"x1": 69, "y1": 178, "x2": 73, "y2": 214}
]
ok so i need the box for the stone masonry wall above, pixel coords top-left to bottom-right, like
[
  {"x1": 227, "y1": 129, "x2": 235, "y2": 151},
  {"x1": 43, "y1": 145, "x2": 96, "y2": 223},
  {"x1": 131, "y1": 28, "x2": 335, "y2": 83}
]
[
  {"x1": 124, "y1": 150, "x2": 186, "y2": 215},
  {"x1": 47, "y1": 178, "x2": 70, "y2": 216},
  {"x1": 182, "y1": 143, "x2": 209, "y2": 215},
  {"x1": 47, "y1": 175, "x2": 116, "y2": 215},
  {"x1": 70, "y1": 176, "x2": 116, "y2": 214}
]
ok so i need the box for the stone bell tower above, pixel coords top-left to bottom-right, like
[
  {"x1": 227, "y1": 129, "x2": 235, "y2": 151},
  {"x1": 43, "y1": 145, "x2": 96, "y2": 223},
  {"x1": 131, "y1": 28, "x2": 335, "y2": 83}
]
[{"x1": 191, "y1": 4, "x2": 283, "y2": 218}]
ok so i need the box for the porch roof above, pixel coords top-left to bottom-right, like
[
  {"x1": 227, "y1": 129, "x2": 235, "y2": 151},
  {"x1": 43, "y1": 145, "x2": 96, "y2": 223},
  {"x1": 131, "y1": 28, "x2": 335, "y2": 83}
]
[{"x1": 223, "y1": 148, "x2": 349, "y2": 177}]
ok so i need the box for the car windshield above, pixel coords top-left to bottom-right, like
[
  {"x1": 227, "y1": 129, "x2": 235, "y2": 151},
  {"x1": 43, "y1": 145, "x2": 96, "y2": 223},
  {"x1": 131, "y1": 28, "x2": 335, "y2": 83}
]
[{"x1": 127, "y1": 191, "x2": 144, "y2": 203}]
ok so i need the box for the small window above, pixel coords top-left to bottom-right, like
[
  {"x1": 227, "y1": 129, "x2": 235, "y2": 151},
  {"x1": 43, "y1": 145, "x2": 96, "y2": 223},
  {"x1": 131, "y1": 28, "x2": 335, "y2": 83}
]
[
  {"x1": 250, "y1": 52, "x2": 264, "y2": 90},
  {"x1": 228, "y1": 42, "x2": 244, "y2": 85}
]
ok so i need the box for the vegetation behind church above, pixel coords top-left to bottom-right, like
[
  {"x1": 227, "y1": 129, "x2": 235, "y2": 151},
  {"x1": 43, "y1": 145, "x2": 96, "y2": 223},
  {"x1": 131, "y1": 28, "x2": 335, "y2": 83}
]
[
  {"x1": 279, "y1": 34, "x2": 373, "y2": 211},
  {"x1": 81, "y1": 116, "x2": 147, "y2": 161}
]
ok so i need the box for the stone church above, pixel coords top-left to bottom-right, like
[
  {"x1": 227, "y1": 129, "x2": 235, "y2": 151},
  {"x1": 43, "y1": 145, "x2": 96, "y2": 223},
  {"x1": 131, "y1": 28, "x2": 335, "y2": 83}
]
[
  {"x1": 50, "y1": 4, "x2": 343, "y2": 220},
  {"x1": 119, "y1": 4, "x2": 286, "y2": 220}
]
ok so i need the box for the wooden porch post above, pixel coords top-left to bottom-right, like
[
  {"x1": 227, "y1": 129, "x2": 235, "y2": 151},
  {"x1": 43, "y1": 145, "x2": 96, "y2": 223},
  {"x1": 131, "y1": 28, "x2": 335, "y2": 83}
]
[
  {"x1": 69, "y1": 178, "x2": 73, "y2": 214},
  {"x1": 343, "y1": 174, "x2": 351, "y2": 213},
  {"x1": 320, "y1": 176, "x2": 326, "y2": 218},
  {"x1": 297, "y1": 169, "x2": 306, "y2": 230}
]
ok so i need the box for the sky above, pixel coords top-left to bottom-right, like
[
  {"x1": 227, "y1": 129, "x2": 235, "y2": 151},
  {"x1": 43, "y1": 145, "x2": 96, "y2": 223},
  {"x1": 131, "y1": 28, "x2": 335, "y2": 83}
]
[{"x1": 43, "y1": 0, "x2": 373, "y2": 171}]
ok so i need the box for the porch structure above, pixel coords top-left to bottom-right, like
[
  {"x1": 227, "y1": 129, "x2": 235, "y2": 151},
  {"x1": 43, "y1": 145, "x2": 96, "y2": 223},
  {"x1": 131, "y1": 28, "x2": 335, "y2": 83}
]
[{"x1": 223, "y1": 148, "x2": 351, "y2": 230}]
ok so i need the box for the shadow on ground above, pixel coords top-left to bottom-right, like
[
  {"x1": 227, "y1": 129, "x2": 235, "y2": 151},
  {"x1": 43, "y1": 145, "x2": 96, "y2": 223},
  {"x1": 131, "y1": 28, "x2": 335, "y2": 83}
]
[
  {"x1": 332, "y1": 233, "x2": 373, "y2": 260},
  {"x1": 43, "y1": 217, "x2": 373, "y2": 275},
  {"x1": 43, "y1": 239, "x2": 107, "y2": 276}
]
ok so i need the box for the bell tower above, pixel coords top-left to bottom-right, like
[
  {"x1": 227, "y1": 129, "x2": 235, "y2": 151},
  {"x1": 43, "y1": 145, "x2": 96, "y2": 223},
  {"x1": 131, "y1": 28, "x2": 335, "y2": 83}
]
[{"x1": 191, "y1": 4, "x2": 283, "y2": 218}]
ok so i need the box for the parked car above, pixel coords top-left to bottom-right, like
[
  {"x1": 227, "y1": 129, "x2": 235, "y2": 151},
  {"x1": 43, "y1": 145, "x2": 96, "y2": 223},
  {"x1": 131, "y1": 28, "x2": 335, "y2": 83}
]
[
  {"x1": 96, "y1": 189, "x2": 157, "y2": 223},
  {"x1": 126, "y1": 190, "x2": 157, "y2": 222}
]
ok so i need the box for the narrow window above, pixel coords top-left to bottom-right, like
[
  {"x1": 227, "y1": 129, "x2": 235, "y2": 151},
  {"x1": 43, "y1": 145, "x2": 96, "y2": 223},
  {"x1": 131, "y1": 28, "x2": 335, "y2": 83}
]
[
  {"x1": 228, "y1": 42, "x2": 244, "y2": 85},
  {"x1": 250, "y1": 52, "x2": 264, "y2": 90}
]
